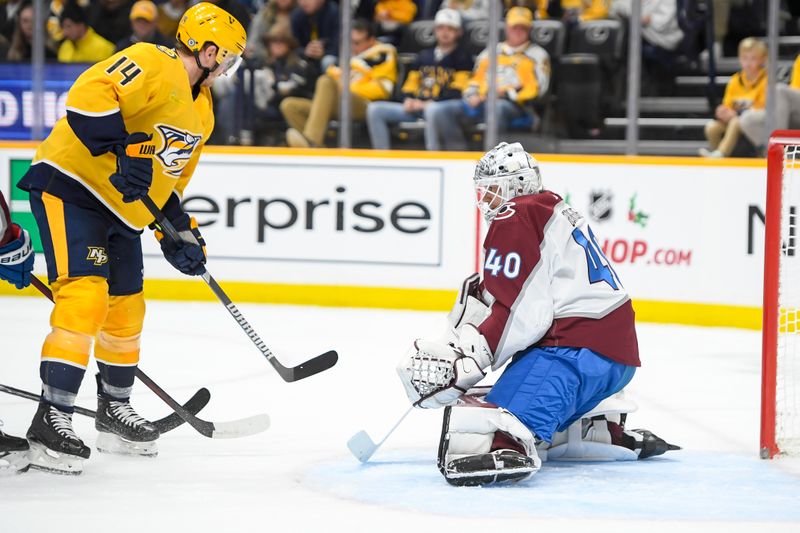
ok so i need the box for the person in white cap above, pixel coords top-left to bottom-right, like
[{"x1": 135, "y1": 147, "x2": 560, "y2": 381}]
[{"x1": 366, "y1": 8, "x2": 473, "y2": 150}]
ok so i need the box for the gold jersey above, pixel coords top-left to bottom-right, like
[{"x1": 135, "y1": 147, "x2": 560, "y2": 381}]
[{"x1": 33, "y1": 43, "x2": 214, "y2": 230}]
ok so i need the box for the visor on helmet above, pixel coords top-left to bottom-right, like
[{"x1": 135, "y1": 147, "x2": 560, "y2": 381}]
[{"x1": 217, "y1": 51, "x2": 242, "y2": 77}]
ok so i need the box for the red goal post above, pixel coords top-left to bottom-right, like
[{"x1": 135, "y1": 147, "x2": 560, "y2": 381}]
[{"x1": 762, "y1": 130, "x2": 800, "y2": 459}]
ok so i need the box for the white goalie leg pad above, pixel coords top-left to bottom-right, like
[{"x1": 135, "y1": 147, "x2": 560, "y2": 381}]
[
  {"x1": 438, "y1": 405, "x2": 541, "y2": 485},
  {"x1": 545, "y1": 392, "x2": 639, "y2": 462},
  {"x1": 27, "y1": 441, "x2": 85, "y2": 475},
  {"x1": 95, "y1": 431, "x2": 158, "y2": 457}
]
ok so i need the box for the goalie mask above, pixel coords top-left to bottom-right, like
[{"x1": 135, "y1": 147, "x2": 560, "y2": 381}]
[{"x1": 473, "y1": 142, "x2": 542, "y2": 221}]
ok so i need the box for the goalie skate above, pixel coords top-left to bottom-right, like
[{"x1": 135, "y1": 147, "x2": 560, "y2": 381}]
[{"x1": 442, "y1": 449, "x2": 538, "y2": 487}]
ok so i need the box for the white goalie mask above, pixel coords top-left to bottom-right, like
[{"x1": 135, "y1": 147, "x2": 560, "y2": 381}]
[{"x1": 473, "y1": 142, "x2": 542, "y2": 221}]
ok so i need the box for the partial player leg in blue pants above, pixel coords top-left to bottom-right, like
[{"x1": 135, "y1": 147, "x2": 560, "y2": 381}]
[{"x1": 485, "y1": 346, "x2": 636, "y2": 443}]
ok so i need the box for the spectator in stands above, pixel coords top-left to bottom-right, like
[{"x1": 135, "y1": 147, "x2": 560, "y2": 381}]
[
  {"x1": 251, "y1": 24, "x2": 317, "y2": 139},
  {"x1": 1, "y1": 0, "x2": 24, "y2": 41},
  {"x1": 355, "y1": 0, "x2": 418, "y2": 43},
  {"x1": 700, "y1": 37, "x2": 767, "y2": 158},
  {"x1": 246, "y1": 0, "x2": 295, "y2": 63},
  {"x1": 740, "y1": 53, "x2": 800, "y2": 155},
  {"x1": 86, "y1": 0, "x2": 134, "y2": 46},
  {"x1": 426, "y1": 6, "x2": 549, "y2": 150},
  {"x1": 115, "y1": 0, "x2": 171, "y2": 51},
  {"x1": 57, "y1": 1, "x2": 115, "y2": 63},
  {"x1": 156, "y1": 0, "x2": 187, "y2": 41},
  {"x1": 610, "y1": 0, "x2": 683, "y2": 96},
  {"x1": 438, "y1": 0, "x2": 490, "y2": 22},
  {"x1": 280, "y1": 18, "x2": 397, "y2": 147},
  {"x1": 534, "y1": 0, "x2": 609, "y2": 23},
  {"x1": 4, "y1": 1, "x2": 58, "y2": 61},
  {"x1": 366, "y1": 8, "x2": 473, "y2": 149},
  {"x1": 290, "y1": 0, "x2": 339, "y2": 69}
]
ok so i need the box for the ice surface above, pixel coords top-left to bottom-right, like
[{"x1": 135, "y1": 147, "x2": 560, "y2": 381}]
[{"x1": 1, "y1": 296, "x2": 799, "y2": 532}]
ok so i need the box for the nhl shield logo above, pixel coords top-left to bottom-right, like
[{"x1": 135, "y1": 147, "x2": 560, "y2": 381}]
[
  {"x1": 155, "y1": 124, "x2": 203, "y2": 177},
  {"x1": 589, "y1": 190, "x2": 613, "y2": 222}
]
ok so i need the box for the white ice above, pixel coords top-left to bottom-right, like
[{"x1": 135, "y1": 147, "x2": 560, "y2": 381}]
[{"x1": 0, "y1": 296, "x2": 799, "y2": 532}]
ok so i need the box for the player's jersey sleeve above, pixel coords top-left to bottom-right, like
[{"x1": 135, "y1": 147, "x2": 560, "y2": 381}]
[
  {"x1": 478, "y1": 193, "x2": 561, "y2": 368},
  {"x1": 65, "y1": 47, "x2": 159, "y2": 155}
]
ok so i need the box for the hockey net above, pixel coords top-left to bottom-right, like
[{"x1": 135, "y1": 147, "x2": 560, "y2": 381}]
[{"x1": 762, "y1": 131, "x2": 800, "y2": 458}]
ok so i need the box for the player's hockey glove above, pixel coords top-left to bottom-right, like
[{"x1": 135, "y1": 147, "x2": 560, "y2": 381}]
[
  {"x1": 154, "y1": 214, "x2": 207, "y2": 276},
  {"x1": 397, "y1": 325, "x2": 494, "y2": 409},
  {"x1": 0, "y1": 223, "x2": 34, "y2": 289},
  {"x1": 109, "y1": 132, "x2": 154, "y2": 203}
]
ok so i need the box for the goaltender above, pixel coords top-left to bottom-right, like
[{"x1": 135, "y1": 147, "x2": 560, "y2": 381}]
[{"x1": 17, "y1": 3, "x2": 245, "y2": 475}]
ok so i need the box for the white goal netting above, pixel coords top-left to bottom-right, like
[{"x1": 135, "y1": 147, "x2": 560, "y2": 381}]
[{"x1": 775, "y1": 142, "x2": 800, "y2": 456}]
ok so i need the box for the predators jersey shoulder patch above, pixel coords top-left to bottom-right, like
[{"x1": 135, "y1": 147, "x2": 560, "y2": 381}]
[{"x1": 155, "y1": 124, "x2": 202, "y2": 176}]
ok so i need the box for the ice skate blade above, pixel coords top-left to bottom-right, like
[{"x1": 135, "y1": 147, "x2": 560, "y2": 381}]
[
  {"x1": 27, "y1": 441, "x2": 84, "y2": 475},
  {"x1": 0, "y1": 451, "x2": 31, "y2": 475},
  {"x1": 96, "y1": 431, "x2": 158, "y2": 457}
]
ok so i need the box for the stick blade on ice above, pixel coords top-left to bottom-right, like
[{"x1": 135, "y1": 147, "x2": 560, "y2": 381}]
[
  {"x1": 347, "y1": 430, "x2": 377, "y2": 463},
  {"x1": 211, "y1": 414, "x2": 271, "y2": 439}
]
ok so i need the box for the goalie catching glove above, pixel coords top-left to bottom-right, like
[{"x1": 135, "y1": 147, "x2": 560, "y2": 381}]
[{"x1": 398, "y1": 324, "x2": 493, "y2": 409}]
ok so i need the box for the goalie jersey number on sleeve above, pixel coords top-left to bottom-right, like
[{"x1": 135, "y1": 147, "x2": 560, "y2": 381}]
[{"x1": 484, "y1": 248, "x2": 522, "y2": 279}]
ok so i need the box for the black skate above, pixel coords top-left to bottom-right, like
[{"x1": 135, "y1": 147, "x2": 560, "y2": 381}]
[
  {"x1": 27, "y1": 402, "x2": 90, "y2": 475},
  {"x1": 441, "y1": 449, "x2": 538, "y2": 487},
  {"x1": 0, "y1": 423, "x2": 30, "y2": 474},
  {"x1": 625, "y1": 429, "x2": 681, "y2": 459},
  {"x1": 95, "y1": 379, "x2": 160, "y2": 457}
]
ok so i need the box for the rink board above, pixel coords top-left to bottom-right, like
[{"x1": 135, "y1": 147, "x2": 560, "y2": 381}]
[{"x1": 0, "y1": 143, "x2": 768, "y2": 328}]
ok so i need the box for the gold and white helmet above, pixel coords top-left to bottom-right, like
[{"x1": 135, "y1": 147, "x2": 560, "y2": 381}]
[{"x1": 473, "y1": 142, "x2": 542, "y2": 220}]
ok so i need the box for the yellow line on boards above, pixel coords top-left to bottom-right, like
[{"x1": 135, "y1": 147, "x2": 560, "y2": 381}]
[
  {"x1": 0, "y1": 142, "x2": 765, "y2": 168},
  {"x1": 0, "y1": 278, "x2": 761, "y2": 330}
]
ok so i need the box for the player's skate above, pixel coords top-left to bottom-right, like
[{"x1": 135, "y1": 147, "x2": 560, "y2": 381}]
[
  {"x1": 95, "y1": 376, "x2": 159, "y2": 457},
  {"x1": 26, "y1": 402, "x2": 90, "y2": 475},
  {"x1": 438, "y1": 405, "x2": 541, "y2": 487},
  {"x1": 0, "y1": 422, "x2": 30, "y2": 475}
]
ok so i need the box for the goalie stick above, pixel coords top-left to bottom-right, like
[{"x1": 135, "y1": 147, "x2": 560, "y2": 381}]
[
  {"x1": 347, "y1": 393, "x2": 489, "y2": 462},
  {"x1": 30, "y1": 275, "x2": 271, "y2": 439},
  {"x1": 0, "y1": 382, "x2": 210, "y2": 434},
  {"x1": 347, "y1": 405, "x2": 414, "y2": 463},
  {"x1": 142, "y1": 195, "x2": 338, "y2": 383}
]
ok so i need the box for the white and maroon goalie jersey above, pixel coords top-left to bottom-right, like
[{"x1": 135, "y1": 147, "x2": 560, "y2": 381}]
[{"x1": 477, "y1": 190, "x2": 640, "y2": 370}]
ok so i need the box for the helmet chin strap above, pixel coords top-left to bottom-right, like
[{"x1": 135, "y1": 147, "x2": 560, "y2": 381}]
[{"x1": 192, "y1": 50, "x2": 218, "y2": 99}]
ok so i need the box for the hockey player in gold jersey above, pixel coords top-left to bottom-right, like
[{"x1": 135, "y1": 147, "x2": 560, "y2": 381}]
[{"x1": 17, "y1": 2, "x2": 246, "y2": 475}]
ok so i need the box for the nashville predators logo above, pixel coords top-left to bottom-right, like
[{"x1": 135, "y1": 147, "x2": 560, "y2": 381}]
[
  {"x1": 86, "y1": 246, "x2": 109, "y2": 266},
  {"x1": 155, "y1": 124, "x2": 202, "y2": 177}
]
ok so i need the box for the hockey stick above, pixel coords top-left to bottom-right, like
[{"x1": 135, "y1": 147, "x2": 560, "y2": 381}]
[
  {"x1": 0, "y1": 382, "x2": 210, "y2": 434},
  {"x1": 142, "y1": 195, "x2": 338, "y2": 383},
  {"x1": 347, "y1": 391, "x2": 490, "y2": 462},
  {"x1": 30, "y1": 275, "x2": 271, "y2": 439},
  {"x1": 347, "y1": 405, "x2": 414, "y2": 463}
]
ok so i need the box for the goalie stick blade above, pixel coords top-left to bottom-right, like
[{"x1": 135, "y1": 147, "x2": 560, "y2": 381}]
[
  {"x1": 211, "y1": 414, "x2": 271, "y2": 439},
  {"x1": 347, "y1": 430, "x2": 378, "y2": 463},
  {"x1": 277, "y1": 350, "x2": 339, "y2": 382},
  {"x1": 153, "y1": 388, "x2": 211, "y2": 434}
]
